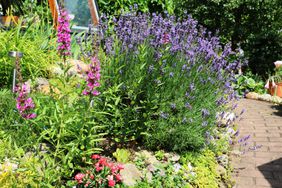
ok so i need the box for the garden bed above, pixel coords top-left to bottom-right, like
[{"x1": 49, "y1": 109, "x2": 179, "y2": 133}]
[{"x1": 0, "y1": 5, "x2": 246, "y2": 188}]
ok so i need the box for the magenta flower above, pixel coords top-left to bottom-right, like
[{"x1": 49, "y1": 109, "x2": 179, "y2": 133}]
[
  {"x1": 57, "y1": 8, "x2": 71, "y2": 59},
  {"x1": 83, "y1": 56, "x2": 101, "y2": 96},
  {"x1": 16, "y1": 83, "x2": 36, "y2": 119}
]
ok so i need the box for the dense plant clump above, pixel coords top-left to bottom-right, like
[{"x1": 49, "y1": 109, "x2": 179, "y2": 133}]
[{"x1": 91, "y1": 11, "x2": 243, "y2": 152}]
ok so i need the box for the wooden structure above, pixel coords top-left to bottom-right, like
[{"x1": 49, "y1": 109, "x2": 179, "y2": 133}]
[{"x1": 48, "y1": 0, "x2": 99, "y2": 30}]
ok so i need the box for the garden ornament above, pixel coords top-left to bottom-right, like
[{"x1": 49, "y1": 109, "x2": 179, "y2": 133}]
[{"x1": 8, "y1": 51, "x2": 23, "y2": 92}]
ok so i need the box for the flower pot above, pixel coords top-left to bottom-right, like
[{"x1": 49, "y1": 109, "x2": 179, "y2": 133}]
[
  {"x1": 1, "y1": 16, "x2": 19, "y2": 26},
  {"x1": 269, "y1": 82, "x2": 282, "y2": 98}
]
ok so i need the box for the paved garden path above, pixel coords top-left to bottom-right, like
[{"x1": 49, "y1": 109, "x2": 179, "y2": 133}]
[{"x1": 232, "y1": 99, "x2": 282, "y2": 188}]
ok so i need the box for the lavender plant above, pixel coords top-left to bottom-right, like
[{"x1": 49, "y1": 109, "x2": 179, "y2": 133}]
[{"x1": 81, "y1": 11, "x2": 243, "y2": 151}]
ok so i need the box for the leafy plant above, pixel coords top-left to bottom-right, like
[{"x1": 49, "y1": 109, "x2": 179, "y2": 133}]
[
  {"x1": 113, "y1": 148, "x2": 131, "y2": 164},
  {"x1": 92, "y1": 11, "x2": 241, "y2": 152},
  {"x1": 234, "y1": 71, "x2": 266, "y2": 95},
  {"x1": 0, "y1": 16, "x2": 58, "y2": 88}
]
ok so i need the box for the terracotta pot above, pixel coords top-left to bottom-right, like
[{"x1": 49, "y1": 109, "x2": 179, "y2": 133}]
[
  {"x1": 269, "y1": 82, "x2": 282, "y2": 98},
  {"x1": 1, "y1": 16, "x2": 19, "y2": 26}
]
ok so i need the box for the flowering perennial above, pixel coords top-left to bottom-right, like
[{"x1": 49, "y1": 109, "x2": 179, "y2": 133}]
[
  {"x1": 83, "y1": 56, "x2": 101, "y2": 96},
  {"x1": 16, "y1": 83, "x2": 36, "y2": 119},
  {"x1": 57, "y1": 8, "x2": 71, "y2": 58},
  {"x1": 74, "y1": 154, "x2": 124, "y2": 187}
]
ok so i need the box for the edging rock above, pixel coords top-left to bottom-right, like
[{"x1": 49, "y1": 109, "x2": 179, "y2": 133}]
[{"x1": 245, "y1": 92, "x2": 282, "y2": 104}]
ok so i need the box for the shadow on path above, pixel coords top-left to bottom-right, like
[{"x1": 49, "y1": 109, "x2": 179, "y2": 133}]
[
  {"x1": 258, "y1": 158, "x2": 282, "y2": 188},
  {"x1": 271, "y1": 104, "x2": 282, "y2": 117}
]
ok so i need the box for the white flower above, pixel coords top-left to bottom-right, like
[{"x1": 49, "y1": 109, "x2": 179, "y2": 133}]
[
  {"x1": 265, "y1": 79, "x2": 270, "y2": 89},
  {"x1": 187, "y1": 162, "x2": 193, "y2": 171},
  {"x1": 274, "y1": 60, "x2": 282, "y2": 67},
  {"x1": 173, "y1": 163, "x2": 182, "y2": 172}
]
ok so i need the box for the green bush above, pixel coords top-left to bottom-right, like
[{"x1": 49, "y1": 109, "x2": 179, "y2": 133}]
[
  {"x1": 173, "y1": 0, "x2": 282, "y2": 76},
  {"x1": 234, "y1": 71, "x2": 266, "y2": 95},
  {"x1": 97, "y1": 0, "x2": 174, "y2": 16},
  {"x1": 89, "y1": 12, "x2": 241, "y2": 152},
  {"x1": 0, "y1": 19, "x2": 58, "y2": 88}
]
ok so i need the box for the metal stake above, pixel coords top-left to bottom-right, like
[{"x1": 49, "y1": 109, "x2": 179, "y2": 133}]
[{"x1": 8, "y1": 51, "x2": 23, "y2": 92}]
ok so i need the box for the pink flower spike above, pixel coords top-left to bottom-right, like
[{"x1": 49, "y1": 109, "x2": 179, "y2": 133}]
[{"x1": 57, "y1": 8, "x2": 71, "y2": 59}]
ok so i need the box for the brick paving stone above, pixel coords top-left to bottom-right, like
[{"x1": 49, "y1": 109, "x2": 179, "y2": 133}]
[{"x1": 232, "y1": 99, "x2": 282, "y2": 188}]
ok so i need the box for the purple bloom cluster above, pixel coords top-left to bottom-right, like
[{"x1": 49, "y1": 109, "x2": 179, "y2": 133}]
[
  {"x1": 83, "y1": 56, "x2": 101, "y2": 96},
  {"x1": 57, "y1": 8, "x2": 71, "y2": 59},
  {"x1": 16, "y1": 83, "x2": 36, "y2": 119}
]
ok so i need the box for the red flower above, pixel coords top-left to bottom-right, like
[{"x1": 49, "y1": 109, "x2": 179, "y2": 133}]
[
  {"x1": 90, "y1": 174, "x2": 94, "y2": 180},
  {"x1": 75, "y1": 173, "x2": 85, "y2": 184},
  {"x1": 98, "y1": 157, "x2": 108, "y2": 166},
  {"x1": 107, "y1": 175, "x2": 116, "y2": 187},
  {"x1": 111, "y1": 165, "x2": 118, "y2": 174},
  {"x1": 108, "y1": 180, "x2": 116, "y2": 187},
  {"x1": 117, "y1": 164, "x2": 124, "y2": 170},
  {"x1": 84, "y1": 181, "x2": 90, "y2": 187},
  {"x1": 115, "y1": 174, "x2": 122, "y2": 182},
  {"x1": 91, "y1": 154, "x2": 100, "y2": 160},
  {"x1": 95, "y1": 163, "x2": 103, "y2": 172}
]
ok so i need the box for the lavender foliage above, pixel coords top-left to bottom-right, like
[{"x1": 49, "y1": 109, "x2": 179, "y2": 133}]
[{"x1": 96, "y1": 11, "x2": 243, "y2": 151}]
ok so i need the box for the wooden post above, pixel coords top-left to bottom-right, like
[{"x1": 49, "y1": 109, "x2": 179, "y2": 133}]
[
  {"x1": 88, "y1": 0, "x2": 99, "y2": 26},
  {"x1": 48, "y1": 0, "x2": 58, "y2": 27}
]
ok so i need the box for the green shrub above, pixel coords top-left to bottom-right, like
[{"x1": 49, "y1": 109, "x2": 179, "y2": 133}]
[
  {"x1": 234, "y1": 71, "x2": 266, "y2": 95},
  {"x1": 88, "y1": 11, "x2": 241, "y2": 152},
  {"x1": 173, "y1": 0, "x2": 282, "y2": 76},
  {"x1": 0, "y1": 19, "x2": 58, "y2": 88}
]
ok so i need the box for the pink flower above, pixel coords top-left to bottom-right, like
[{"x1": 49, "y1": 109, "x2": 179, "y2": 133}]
[
  {"x1": 107, "y1": 175, "x2": 116, "y2": 187},
  {"x1": 75, "y1": 173, "x2": 85, "y2": 184},
  {"x1": 83, "y1": 56, "x2": 101, "y2": 96},
  {"x1": 16, "y1": 83, "x2": 36, "y2": 119},
  {"x1": 117, "y1": 164, "x2": 124, "y2": 170},
  {"x1": 57, "y1": 8, "x2": 71, "y2": 59},
  {"x1": 95, "y1": 163, "x2": 103, "y2": 172},
  {"x1": 265, "y1": 80, "x2": 270, "y2": 89},
  {"x1": 91, "y1": 154, "x2": 101, "y2": 160},
  {"x1": 272, "y1": 80, "x2": 277, "y2": 88},
  {"x1": 115, "y1": 174, "x2": 122, "y2": 182}
]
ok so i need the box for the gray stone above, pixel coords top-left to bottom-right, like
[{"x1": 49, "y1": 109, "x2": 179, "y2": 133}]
[
  {"x1": 272, "y1": 96, "x2": 282, "y2": 104},
  {"x1": 245, "y1": 92, "x2": 259, "y2": 100},
  {"x1": 138, "y1": 150, "x2": 160, "y2": 166},
  {"x1": 120, "y1": 163, "x2": 142, "y2": 186},
  {"x1": 258, "y1": 94, "x2": 272, "y2": 102},
  {"x1": 170, "y1": 154, "x2": 180, "y2": 162},
  {"x1": 35, "y1": 77, "x2": 49, "y2": 87}
]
